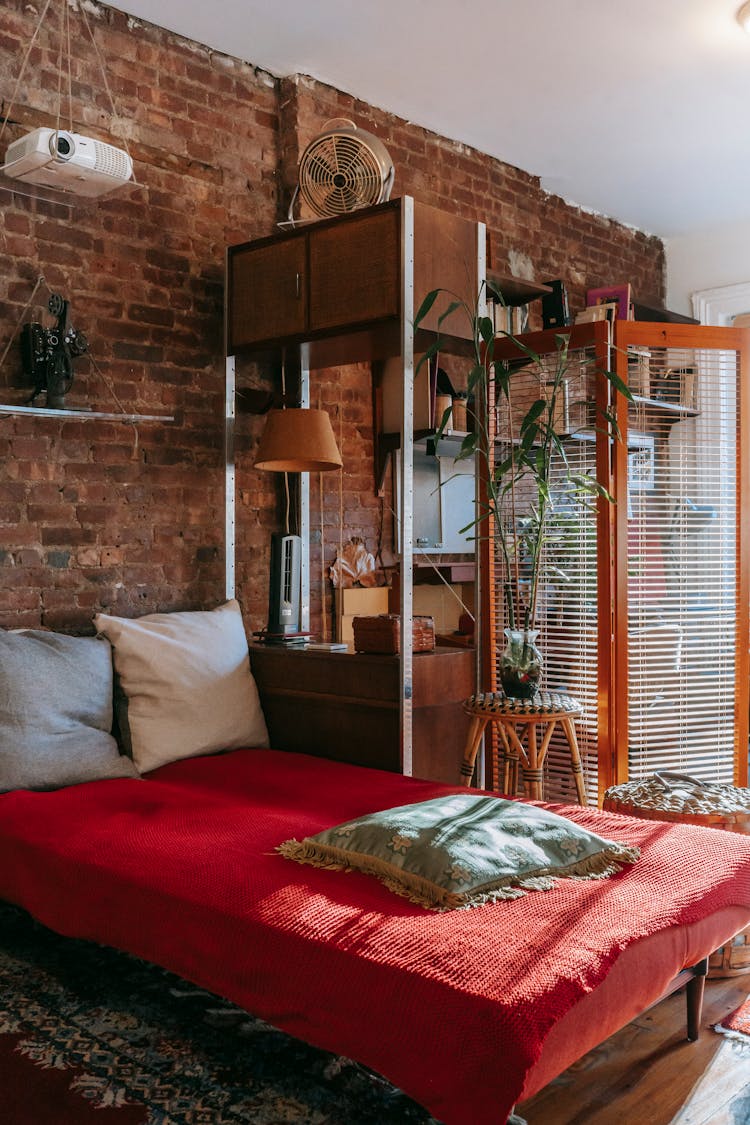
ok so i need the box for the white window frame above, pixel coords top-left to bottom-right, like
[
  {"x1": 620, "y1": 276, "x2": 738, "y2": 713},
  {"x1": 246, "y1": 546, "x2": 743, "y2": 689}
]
[{"x1": 692, "y1": 281, "x2": 750, "y2": 326}]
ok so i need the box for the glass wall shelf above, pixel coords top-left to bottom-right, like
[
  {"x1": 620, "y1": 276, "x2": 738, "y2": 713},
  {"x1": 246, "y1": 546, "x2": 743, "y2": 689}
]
[{"x1": 0, "y1": 403, "x2": 174, "y2": 422}]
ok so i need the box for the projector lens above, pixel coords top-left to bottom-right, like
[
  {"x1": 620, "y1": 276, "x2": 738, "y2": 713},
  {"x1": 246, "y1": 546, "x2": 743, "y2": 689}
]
[{"x1": 50, "y1": 132, "x2": 74, "y2": 160}]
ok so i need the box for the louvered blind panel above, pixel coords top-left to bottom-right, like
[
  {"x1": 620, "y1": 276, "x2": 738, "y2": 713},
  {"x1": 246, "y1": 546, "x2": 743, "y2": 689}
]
[
  {"x1": 625, "y1": 344, "x2": 738, "y2": 784},
  {"x1": 491, "y1": 343, "x2": 602, "y2": 803},
  {"x1": 542, "y1": 434, "x2": 600, "y2": 804}
]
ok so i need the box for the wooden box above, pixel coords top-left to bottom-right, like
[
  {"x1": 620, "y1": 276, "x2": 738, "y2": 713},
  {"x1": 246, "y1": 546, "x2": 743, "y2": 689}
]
[
  {"x1": 335, "y1": 586, "x2": 390, "y2": 645},
  {"x1": 352, "y1": 614, "x2": 435, "y2": 654}
]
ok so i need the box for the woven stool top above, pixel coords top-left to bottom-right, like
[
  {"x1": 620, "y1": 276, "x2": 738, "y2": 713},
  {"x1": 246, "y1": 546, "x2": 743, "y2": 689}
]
[
  {"x1": 604, "y1": 773, "x2": 750, "y2": 817},
  {"x1": 463, "y1": 690, "x2": 583, "y2": 717}
]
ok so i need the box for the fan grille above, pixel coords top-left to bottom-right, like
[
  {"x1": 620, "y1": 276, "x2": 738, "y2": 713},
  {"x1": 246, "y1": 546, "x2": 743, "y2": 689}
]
[{"x1": 299, "y1": 133, "x2": 389, "y2": 218}]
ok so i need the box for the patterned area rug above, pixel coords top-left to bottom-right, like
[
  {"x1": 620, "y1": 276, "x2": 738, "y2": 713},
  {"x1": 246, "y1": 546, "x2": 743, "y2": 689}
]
[
  {"x1": 0, "y1": 902, "x2": 439, "y2": 1124},
  {"x1": 715, "y1": 997, "x2": 750, "y2": 1048}
]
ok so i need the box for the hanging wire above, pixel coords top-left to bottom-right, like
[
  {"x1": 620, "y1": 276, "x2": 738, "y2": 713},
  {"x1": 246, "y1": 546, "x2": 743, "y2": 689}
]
[
  {"x1": 77, "y1": 0, "x2": 137, "y2": 176},
  {"x1": 0, "y1": 276, "x2": 47, "y2": 376},
  {"x1": 0, "y1": 0, "x2": 54, "y2": 150},
  {"x1": 65, "y1": 0, "x2": 73, "y2": 133},
  {"x1": 54, "y1": 0, "x2": 65, "y2": 146},
  {"x1": 87, "y1": 353, "x2": 139, "y2": 457},
  {"x1": 0, "y1": 0, "x2": 137, "y2": 182},
  {"x1": 0, "y1": 274, "x2": 143, "y2": 445}
]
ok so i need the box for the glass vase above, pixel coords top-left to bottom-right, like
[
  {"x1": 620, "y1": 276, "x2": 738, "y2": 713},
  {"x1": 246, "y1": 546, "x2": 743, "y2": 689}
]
[{"x1": 499, "y1": 628, "x2": 543, "y2": 700}]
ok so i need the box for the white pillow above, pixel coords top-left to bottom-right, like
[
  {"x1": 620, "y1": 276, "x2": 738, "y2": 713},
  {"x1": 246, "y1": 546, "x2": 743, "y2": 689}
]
[{"x1": 93, "y1": 600, "x2": 269, "y2": 773}]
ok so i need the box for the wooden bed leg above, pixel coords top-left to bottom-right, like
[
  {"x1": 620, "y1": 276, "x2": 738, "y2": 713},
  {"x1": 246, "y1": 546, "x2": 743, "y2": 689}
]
[{"x1": 686, "y1": 957, "x2": 708, "y2": 1042}]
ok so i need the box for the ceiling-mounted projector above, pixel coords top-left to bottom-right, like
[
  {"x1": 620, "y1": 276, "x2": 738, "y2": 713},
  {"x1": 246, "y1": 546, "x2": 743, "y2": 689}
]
[{"x1": 2, "y1": 127, "x2": 133, "y2": 197}]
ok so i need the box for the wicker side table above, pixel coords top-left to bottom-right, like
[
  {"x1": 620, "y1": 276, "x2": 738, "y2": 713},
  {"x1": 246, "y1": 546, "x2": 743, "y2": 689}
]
[
  {"x1": 459, "y1": 690, "x2": 587, "y2": 804},
  {"x1": 604, "y1": 773, "x2": 750, "y2": 977}
]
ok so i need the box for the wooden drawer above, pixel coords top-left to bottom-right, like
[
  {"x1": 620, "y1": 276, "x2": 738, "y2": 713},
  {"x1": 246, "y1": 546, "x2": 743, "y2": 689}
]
[{"x1": 250, "y1": 644, "x2": 475, "y2": 783}]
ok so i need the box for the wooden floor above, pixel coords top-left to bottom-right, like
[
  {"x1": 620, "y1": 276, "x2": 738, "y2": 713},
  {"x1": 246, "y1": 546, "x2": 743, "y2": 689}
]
[{"x1": 519, "y1": 975, "x2": 750, "y2": 1125}]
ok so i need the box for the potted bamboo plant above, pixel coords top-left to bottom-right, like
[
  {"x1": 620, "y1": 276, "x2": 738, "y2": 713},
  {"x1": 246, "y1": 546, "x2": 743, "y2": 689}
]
[{"x1": 414, "y1": 282, "x2": 629, "y2": 699}]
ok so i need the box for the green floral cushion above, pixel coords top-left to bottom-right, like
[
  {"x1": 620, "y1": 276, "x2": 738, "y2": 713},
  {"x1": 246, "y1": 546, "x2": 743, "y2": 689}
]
[{"x1": 278, "y1": 793, "x2": 639, "y2": 911}]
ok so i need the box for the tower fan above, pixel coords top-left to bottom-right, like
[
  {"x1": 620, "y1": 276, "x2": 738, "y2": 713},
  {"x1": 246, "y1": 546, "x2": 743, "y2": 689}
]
[
  {"x1": 287, "y1": 119, "x2": 395, "y2": 224},
  {"x1": 267, "y1": 532, "x2": 302, "y2": 641}
]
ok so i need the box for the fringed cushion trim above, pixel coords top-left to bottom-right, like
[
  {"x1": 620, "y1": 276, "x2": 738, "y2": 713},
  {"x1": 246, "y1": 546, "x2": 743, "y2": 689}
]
[{"x1": 277, "y1": 838, "x2": 640, "y2": 912}]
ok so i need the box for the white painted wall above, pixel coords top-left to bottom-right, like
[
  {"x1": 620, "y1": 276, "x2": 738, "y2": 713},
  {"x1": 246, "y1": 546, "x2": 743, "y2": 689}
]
[{"x1": 666, "y1": 220, "x2": 750, "y2": 316}]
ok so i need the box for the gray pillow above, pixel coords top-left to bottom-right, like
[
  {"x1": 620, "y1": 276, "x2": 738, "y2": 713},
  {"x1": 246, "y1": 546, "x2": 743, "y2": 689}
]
[{"x1": 0, "y1": 629, "x2": 140, "y2": 792}]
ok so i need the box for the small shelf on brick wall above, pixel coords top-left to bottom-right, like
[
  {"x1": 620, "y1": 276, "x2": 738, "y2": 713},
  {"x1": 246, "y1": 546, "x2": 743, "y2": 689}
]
[
  {"x1": 0, "y1": 403, "x2": 175, "y2": 422},
  {"x1": 630, "y1": 395, "x2": 699, "y2": 419},
  {"x1": 485, "y1": 270, "x2": 552, "y2": 307}
]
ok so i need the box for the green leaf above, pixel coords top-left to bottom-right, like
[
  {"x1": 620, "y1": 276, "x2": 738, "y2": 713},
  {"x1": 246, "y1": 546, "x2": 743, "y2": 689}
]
[
  {"x1": 437, "y1": 300, "x2": 463, "y2": 328},
  {"x1": 479, "y1": 316, "x2": 495, "y2": 344},
  {"x1": 520, "y1": 399, "x2": 546, "y2": 431},
  {"x1": 467, "y1": 363, "x2": 485, "y2": 396},
  {"x1": 458, "y1": 432, "x2": 479, "y2": 458},
  {"x1": 414, "y1": 337, "x2": 444, "y2": 377},
  {"x1": 602, "y1": 366, "x2": 633, "y2": 401},
  {"x1": 414, "y1": 289, "x2": 441, "y2": 329},
  {"x1": 601, "y1": 408, "x2": 622, "y2": 440},
  {"x1": 520, "y1": 425, "x2": 538, "y2": 452},
  {"x1": 435, "y1": 404, "x2": 452, "y2": 439}
]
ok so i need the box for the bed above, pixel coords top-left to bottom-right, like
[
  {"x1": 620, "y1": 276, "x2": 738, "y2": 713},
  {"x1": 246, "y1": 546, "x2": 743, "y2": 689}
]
[{"x1": 2, "y1": 604, "x2": 750, "y2": 1125}]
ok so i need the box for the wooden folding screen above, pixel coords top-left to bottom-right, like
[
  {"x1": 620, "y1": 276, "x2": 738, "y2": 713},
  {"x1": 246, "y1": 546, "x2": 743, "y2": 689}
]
[{"x1": 481, "y1": 320, "x2": 750, "y2": 802}]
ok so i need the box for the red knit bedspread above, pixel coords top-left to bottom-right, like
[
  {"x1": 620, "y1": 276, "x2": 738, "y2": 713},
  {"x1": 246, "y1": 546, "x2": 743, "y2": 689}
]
[{"x1": 2, "y1": 748, "x2": 750, "y2": 1125}]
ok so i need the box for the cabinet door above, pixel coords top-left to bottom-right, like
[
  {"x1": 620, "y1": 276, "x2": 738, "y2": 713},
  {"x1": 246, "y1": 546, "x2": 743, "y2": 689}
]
[
  {"x1": 229, "y1": 236, "x2": 307, "y2": 351},
  {"x1": 308, "y1": 207, "x2": 400, "y2": 334}
]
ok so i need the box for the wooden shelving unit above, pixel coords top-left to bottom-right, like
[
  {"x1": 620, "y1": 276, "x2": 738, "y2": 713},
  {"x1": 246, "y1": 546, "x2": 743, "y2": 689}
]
[{"x1": 226, "y1": 197, "x2": 485, "y2": 778}]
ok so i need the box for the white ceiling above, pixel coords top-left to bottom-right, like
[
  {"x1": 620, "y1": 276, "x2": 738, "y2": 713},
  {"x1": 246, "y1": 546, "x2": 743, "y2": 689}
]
[{"x1": 109, "y1": 0, "x2": 750, "y2": 240}]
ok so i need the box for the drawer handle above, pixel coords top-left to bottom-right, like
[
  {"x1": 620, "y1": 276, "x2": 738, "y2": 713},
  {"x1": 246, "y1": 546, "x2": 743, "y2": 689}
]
[{"x1": 295, "y1": 272, "x2": 301, "y2": 298}]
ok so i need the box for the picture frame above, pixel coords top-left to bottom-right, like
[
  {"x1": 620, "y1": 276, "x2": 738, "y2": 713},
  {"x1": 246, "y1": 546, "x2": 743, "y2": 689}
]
[
  {"x1": 574, "y1": 302, "x2": 618, "y2": 326},
  {"x1": 586, "y1": 283, "x2": 632, "y2": 320}
]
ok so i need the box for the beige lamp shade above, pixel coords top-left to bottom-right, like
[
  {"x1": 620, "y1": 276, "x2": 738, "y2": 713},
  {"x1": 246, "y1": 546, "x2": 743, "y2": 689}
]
[{"x1": 254, "y1": 407, "x2": 343, "y2": 472}]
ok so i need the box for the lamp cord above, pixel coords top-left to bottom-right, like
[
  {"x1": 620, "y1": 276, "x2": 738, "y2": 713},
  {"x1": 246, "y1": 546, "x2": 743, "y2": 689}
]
[
  {"x1": 318, "y1": 393, "x2": 327, "y2": 641},
  {"x1": 338, "y1": 402, "x2": 344, "y2": 578},
  {"x1": 280, "y1": 353, "x2": 291, "y2": 534}
]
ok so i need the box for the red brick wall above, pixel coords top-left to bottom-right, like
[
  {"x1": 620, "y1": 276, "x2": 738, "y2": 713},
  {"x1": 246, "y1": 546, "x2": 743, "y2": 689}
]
[
  {"x1": 0, "y1": 7, "x2": 664, "y2": 637},
  {"x1": 0, "y1": 0, "x2": 278, "y2": 632}
]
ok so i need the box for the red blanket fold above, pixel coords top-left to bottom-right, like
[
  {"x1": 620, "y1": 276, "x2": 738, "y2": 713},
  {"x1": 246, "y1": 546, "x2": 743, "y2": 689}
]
[{"x1": 1, "y1": 748, "x2": 750, "y2": 1125}]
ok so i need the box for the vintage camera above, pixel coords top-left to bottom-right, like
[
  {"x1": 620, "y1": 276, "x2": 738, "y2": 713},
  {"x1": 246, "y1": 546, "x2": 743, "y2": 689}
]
[{"x1": 20, "y1": 292, "x2": 88, "y2": 409}]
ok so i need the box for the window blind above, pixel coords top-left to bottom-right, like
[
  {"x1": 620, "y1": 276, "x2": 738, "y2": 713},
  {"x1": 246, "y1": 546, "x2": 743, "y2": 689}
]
[{"x1": 624, "y1": 343, "x2": 738, "y2": 783}]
